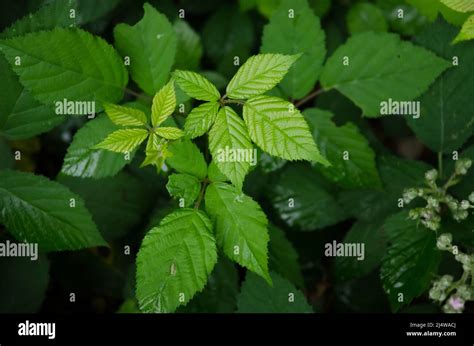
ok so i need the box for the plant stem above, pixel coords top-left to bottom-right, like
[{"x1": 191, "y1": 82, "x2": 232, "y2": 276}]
[
  {"x1": 194, "y1": 179, "x2": 209, "y2": 210},
  {"x1": 124, "y1": 88, "x2": 152, "y2": 103},
  {"x1": 295, "y1": 88, "x2": 325, "y2": 108},
  {"x1": 438, "y1": 152, "x2": 443, "y2": 178}
]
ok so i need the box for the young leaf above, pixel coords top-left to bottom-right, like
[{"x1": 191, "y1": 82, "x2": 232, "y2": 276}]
[
  {"x1": 209, "y1": 107, "x2": 253, "y2": 190},
  {"x1": 268, "y1": 225, "x2": 304, "y2": 288},
  {"x1": 151, "y1": 81, "x2": 176, "y2": 127},
  {"x1": 0, "y1": 55, "x2": 63, "y2": 140},
  {"x1": 304, "y1": 108, "x2": 381, "y2": 189},
  {"x1": 184, "y1": 102, "x2": 220, "y2": 139},
  {"x1": 261, "y1": 0, "x2": 326, "y2": 99},
  {"x1": 243, "y1": 96, "x2": 327, "y2": 164},
  {"x1": 454, "y1": 14, "x2": 474, "y2": 43},
  {"x1": 320, "y1": 32, "x2": 450, "y2": 117},
  {"x1": 173, "y1": 19, "x2": 203, "y2": 70},
  {"x1": 0, "y1": 170, "x2": 107, "y2": 251},
  {"x1": 407, "y1": 19, "x2": 474, "y2": 153},
  {"x1": 237, "y1": 271, "x2": 313, "y2": 313},
  {"x1": 94, "y1": 128, "x2": 148, "y2": 153},
  {"x1": 155, "y1": 127, "x2": 184, "y2": 140},
  {"x1": 172, "y1": 70, "x2": 220, "y2": 101},
  {"x1": 104, "y1": 103, "x2": 147, "y2": 127},
  {"x1": 439, "y1": 0, "x2": 474, "y2": 12},
  {"x1": 0, "y1": 28, "x2": 128, "y2": 107},
  {"x1": 136, "y1": 209, "x2": 217, "y2": 313},
  {"x1": 141, "y1": 133, "x2": 165, "y2": 169},
  {"x1": 272, "y1": 164, "x2": 346, "y2": 231},
  {"x1": 114, "y1": 3, "x2": 176, "y2": 95},
  {"x1": 226, "y1": 53, "x2": 300, "y2": 99},
  {"x1": 380, "y1": 212, "x2": 441, "y2": 312},
  {"x1": 166, "y1": 173, "x2": 201, "y2": 207},
  {"x1": 61, "y1": 115, "x2": 134, "y2": 179},
  {"x1": 205, "y1": 182, "x2": 271, "y2": 283},
  {"x1": 167, "y1": 139, "x2": 207, "y2": 179}
]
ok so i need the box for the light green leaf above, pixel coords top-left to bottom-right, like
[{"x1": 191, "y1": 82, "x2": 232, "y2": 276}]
[
  {"x1": 104, "y1": 103, "x2": 147, "y2": 127},
  {"x1": 209, "y1": 107, "x2": 253, "y2": 190},
  {"x1": 243, "y1": 96, "x2": 327, "y2": 164},
  {"x1": 272, "y1": 164, "x2": 346, "y2": 230},
  {"x1": 151, "y1": 81, "x2": 176, "y2": 127},
  {"x1": 261, "y1": 0, "x2": 326, "y2": 99},
  {"x1": 0, "y1": 55, "x2": 63, "y2": 140},
  {"x1": 226, "y1": 53, "x2": 300, "y2": 99},
  {"x1": 320, "y1": 32, "x2": 450, "y2": 117},
  {"x1": 205, "y1": 182, "x2": 271, "y2": 283},
  {"x1": 237, "y1": 271, "x2": 313, "y2": 313},
  {"x1": 304, "y1": 108, "x2": 381, "y2": 189},
  {"x1": 268, "y1": 225, "x2": 304, "y2": 288},
  {"x1": 173, "y1": 19, "x2": 202, "y2": 70},
  {"x1": 141, "y1": 133, "x2": 164, "y2": 169},
  {"x1": 0, "y1": 170, "x2": 106, "y2": 251},
  {"x1": 184, "y1": 102, "x2": 220, "y2": 139},
  {"x1": 114, "y1": 3, "x2": 176, "y2": 95},
  {"x1": 0, "y1": 28, "x2": 128, "y2": 107},
  {"x1": 167, "y1": 139, "x2": 207, "y2": 179},
  {"x1": 166, "y1": 173, "x2": 201, "y2": 207},
  {"x1": 155, "y1": 127, "x2": 184, "y2": 140},
  {"x1": 172, "y1": 70, "x2": 220, "y2": 102},
  {"x1": 207, "y1": 160, "x2": 229, "y2": 183},
  {"x1": 454, "y1": 14, "x2": 474, "y2": 43},
  {"x1": 94, "y1": 128, "x2": 148, "y2": 153},
  {"x1": 407, "y1": 19, "x2": 474, "y2": 153},
  {"x1": 439, "y1": 0, "x2": 474, "y2": 12},
  {"x1": 61, "y1": 115, "x2": 134, "y2": 179},
  {"x1": 136, "y1": 209, "x2": 217, "y2": 313},
  {"x1": 346, "y1": 2, "x2": 388, "y2": 35},
  {"x1": 380, "y1": 211, "x2": 441, "y2": 312}
]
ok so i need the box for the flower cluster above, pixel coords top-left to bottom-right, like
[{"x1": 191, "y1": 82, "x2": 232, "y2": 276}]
[
  {"x1": 429, "y1": 233, "x2": 474, "y2": 313},
  {"x1": 403, "y1": 159, "x2": 473, "y2": 230}
]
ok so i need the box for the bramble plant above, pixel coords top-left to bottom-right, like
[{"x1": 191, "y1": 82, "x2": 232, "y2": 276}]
[{"x1": 0, "y1": 0, "x2": 474, "y2": 315}]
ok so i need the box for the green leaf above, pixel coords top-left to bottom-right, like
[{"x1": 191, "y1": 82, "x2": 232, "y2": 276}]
[
  {"x1": 184, "y1": 102, "x2": 220, "y2": 139},
  {"x1": 261, "y1": 0, "x2": 326, "y2": 99},
  {"x1": 380, "y1": 211, "x2": 441, "y2": 312},
  {"x1": 0, "y1": 254, "x2": 49, "y2": 312},
  {"x1": 172, "y1": 70, "x2": 220, "y2": 102},
  {"x1": 167, "y1": 138, "x2": 207, "y2": 180},
  {"x1": 226, "y1": 54, "x2": 299, "y2": 99},
  {"x1": 207, "y1": 160, "x2": 229, "y2": 183},
  {"x1": 0, "y1": 170, "x2": 106, "y2": 251},
  {"x1": 334, "y1": 218, "x2": 387, "y2": 283},
  {"x1": 320, "y1": 32, "x2": 450, "y2": 117},
  {"x1": 271, "y1": 164, "x2": 346, "y2": 230},
  {"x1": 304, "y1": 108, "x2": 381, "y2": 189},
  {"x1": 166, "y1": 173, "x2": 201, "y2": 207},
  {"x1": 114, "y1": 3, "x2": 176, "y2": 95},
  {"x1": 243, "y1": 96, "x2": 327, "y2": 164},
  {"x1": 268, "y1": 225, "x2": 304, "y2": 288},
  {"x1": 94, "y1": 128, "x2": 148, "y2": 153},
  {"x1": 0, "y1": 28, "x2": 128, "y2": 107},
  {"x1": 346, "y1": 2, "x2": 388, "y2": 35},
  {"x1": 205, "y1": 182, "x2": 271, "y2": 283},
  {"x1": 237, "y1": 271, "x2": 313, "y2": 313},
  {"x1": 151, "y1": 81, "x2": 176, "y2": 127},
  {"x1": 439, "y1": 0, "x2": 474, "y2": 12},
  {"x1": 454, "y1": 14, "x2": 474, "y2": 43},
  {"x1": 209, "y1": 107, "x2": 253, "y2": 190},
  {"x1": 154, "y1": 127, "x2": 184, "y2": 140},
  {"x1": 58, "y1": 172, "x2": 151, "y2": 240},
  {"x1": 0, "y1": 0, "x2": 77, "y2": 38},
  {"x1": 407, "y1": 19, "x2": 474, "y2": 153},
  {"x1": 0, "y1": 55, "x2": 62, "y2": 140},
  {"x1": 61, "y1": 115, "x2": 133, "y2": 179},
  {"x1": 173, "y1": 19, "x2": 202, "y2": 70},
  {"x1": 136, "y1": 209, "x2": 217, "y2": 313},
  {"x1": 104, "y1": 103, "x2": 147, "y2": 127}
]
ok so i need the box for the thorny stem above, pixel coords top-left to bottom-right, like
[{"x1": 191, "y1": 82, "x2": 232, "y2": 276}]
[
  {"x1": 194, "y1": 178, "x2": 210, "y2": 210},
  {"x1": 219, "y1": 94, "x2": 244, "y2": 106},
  {"x1": 295, "y1": 88, "x2": 325, "y2": 108}
]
